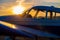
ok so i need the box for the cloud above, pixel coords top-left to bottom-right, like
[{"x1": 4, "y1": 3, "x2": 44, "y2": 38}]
[
  {"x1": 32, "y1": 0, "x2": 60, "y2": 7},
  {"x1": 0, "y1": 0, "x2": 17, "y2": 16},
  {"x1": 0, "y1": 0, "x2": 60, "y2": 16},
  {"x1": 43, "y1": 0, "x2": 60, "y2": 2},
  {"x1": 0, "y1": 0, "x2": 16, "y2": 3}
]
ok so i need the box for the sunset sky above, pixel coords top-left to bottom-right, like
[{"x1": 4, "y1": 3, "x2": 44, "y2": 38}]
[{"x1": 0, "y1": 0, "x2": 60, "y2": 16}]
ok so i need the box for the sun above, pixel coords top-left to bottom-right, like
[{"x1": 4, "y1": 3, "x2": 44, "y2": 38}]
[{"x1": 12, "y1": 5, "x2": 25, "y2": 15}]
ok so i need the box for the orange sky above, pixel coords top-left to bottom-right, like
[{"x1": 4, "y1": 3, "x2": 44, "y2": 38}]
[
  {"x1": 0, "y1": 0, "x2": 60, "y2": 16},
  {"x1": 0, "y1": 0, "x2": 33, "y2": 16}
]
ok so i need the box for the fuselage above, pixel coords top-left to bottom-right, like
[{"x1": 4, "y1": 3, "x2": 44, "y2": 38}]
[
  {"x1": 0, "y1": 6, "x2": 60, "y2": 38},
  {"x1": 0, "y1": 15, "x2": 60, "y2": 36}
]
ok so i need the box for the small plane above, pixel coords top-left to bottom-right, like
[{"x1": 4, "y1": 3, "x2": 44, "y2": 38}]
[{"x1": 0, "y1": 6, "x2": 60, "y2": 40}]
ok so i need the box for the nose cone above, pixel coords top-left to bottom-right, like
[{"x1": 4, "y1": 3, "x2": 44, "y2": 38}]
[{"x1": 0, "y1": 21, "x2": 34, "y2": 38}]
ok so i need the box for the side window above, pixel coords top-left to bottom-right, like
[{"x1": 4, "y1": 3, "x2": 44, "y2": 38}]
[
  {"x1": 55, "y1": 13, "x2": 60, "y2": 16},
  {"x1": 29, "y1": 9, "x2": 37, "y2": 18},
  {"x1": 47, "y1": 12, "x2": 60, "y2": 19},
  {"x1": 47, "y1": 12, "x2": 55, "y2": 18},
  {"x1": 54, "y1": 13, "x2": 60, "y2": 19},
  {"x1": 37, "y1": 11, "x2": 45, "y2": 18}
]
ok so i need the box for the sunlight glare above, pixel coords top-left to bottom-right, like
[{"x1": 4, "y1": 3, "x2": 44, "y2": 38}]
[
  {"x1": 0, "y1": 21, "x2": 17, "y2": 29},
  {"x1": 12, "y1": 5, "x2": 25, "y2": 15}
]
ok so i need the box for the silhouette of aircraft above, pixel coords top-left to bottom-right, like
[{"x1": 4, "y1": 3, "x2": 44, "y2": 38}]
[
  {"x1": 31, "y1": 6, "x2": 60, "y2": 12},
  {"x1": 30, "y1": 6, "x2": 60, "y2": 18},
  {"x1": 0, "y1": 21, "x2": 60, "y2": 39},
  {"x1": 0, "y1": 6, "x2": 60, "y2": 39}
]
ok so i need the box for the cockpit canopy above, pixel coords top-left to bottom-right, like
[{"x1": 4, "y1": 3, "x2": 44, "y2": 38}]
[{"x1": 23, "y1": 6, "x2": 60, "y2": 19}]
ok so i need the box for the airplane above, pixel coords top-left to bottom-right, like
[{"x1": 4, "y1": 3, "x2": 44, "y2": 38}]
[
  {"x1": 0, "y1": 6, "x2": 60, "y2": 40},
  {"x1": 0, "y1": 21, "x2": 60, "y2": 40},
  {"x1": 0, "y1": 21, "x2": 34, "y2": 40}
]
